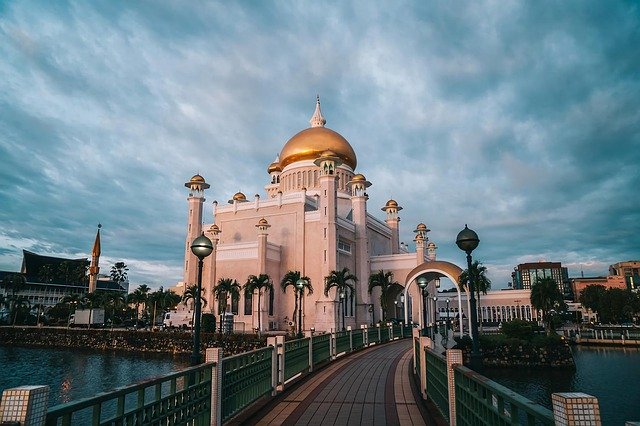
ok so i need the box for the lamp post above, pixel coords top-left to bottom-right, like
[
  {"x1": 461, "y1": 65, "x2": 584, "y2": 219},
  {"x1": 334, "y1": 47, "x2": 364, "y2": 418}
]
[
  {"x1": 339, "y1": 290, "x2": 346, "y2": 331},
  {"x1": 417, "y1": 277, "x2": 428, "y2": 334},
  {"x1": 432, "y1": 296, "x2": 438, "y2": 336},
  {"x1": 456, "y1": 224, "x2": 480, "y2": 361},
  {"x1": 394, "y1": 300, "x2": 398, "y2": 319},
  {"x1": 190, "y1": 233, "x2": 213, "y2": 365},
  {"x1": 295, "y1": 278, "x2": 307, "y2": 337}
]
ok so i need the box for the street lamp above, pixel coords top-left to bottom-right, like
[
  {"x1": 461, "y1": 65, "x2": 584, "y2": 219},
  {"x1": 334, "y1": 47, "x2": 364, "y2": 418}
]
[
  {"x1": 417, "y1": 277, "x2": 428, "y2": 334},
  {"x1": 190, "y1": 233, "x2": 213, "y2": 365},
  {"x1": 456, "y1": 224, "x2": 480, "y2": 361},
  {"x1": 432, "y1": 296, "x2": 438, "y2": 336},
  {"x1": 295, "y1": 278, "x2": 307, "y2": 338},
  {"x1": 339, "y1": 290, "x2": 346, "y2": 331},
  {"x1": 445, "y1": 297, "x2": 451, "y2": 335}
]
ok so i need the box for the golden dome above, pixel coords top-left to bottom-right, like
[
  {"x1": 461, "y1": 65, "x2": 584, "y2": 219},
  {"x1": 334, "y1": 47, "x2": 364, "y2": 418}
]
[
  {"x1": 382, "y1": 199, "x2": 402, "y2": 211},
  {"x1": 267, "y1": 161, "x2": 282, "y2": 173},
  {"x1": 351, "y1": 173, "x2": 366, "y2": 181},
  {"x1": 185, "y1": 174, "x2": 210, "y2": 189},
  {"x1": 279, "y1": 127, "x2": 357, "y2": 170},
  {"x1": 233, "y1": 192, "x2": 246, "y2": 201},
  {"x1": 208, "y1": 223, "x2": 221, "y2": 234}
]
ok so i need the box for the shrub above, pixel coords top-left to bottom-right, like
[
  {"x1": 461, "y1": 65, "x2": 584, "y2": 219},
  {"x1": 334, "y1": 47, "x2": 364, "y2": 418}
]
[
  {"x1": 201, "y1": 313, "x2": 216, "y2": 333},
  {"x1": 501, "y1": 319, "x2": 535, "y2": 340}
]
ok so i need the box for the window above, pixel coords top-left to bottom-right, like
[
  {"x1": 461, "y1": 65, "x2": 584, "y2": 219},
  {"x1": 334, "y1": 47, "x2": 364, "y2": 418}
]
[
  {"x1": 231, "y1": 295, "x2": 239, "y2": 315},
  {"x1": 338, "y1": 240, "x2": 351, "y2": 254},
  {"x1": 268, "y1": 289, "x2": 274, "y2": 316},
  {"x1": 244, "y1": 292, "x2": 252, "y2": 315}
]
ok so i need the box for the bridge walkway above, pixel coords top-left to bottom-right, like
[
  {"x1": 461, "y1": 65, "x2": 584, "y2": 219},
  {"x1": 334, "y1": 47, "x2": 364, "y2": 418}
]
[{"x1": 240, "y1": 339, "x2": 445, "y2": 426}]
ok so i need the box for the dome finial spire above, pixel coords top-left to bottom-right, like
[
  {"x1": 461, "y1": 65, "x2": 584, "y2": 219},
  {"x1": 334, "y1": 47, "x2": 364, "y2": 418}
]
[{"x1": 309, "y1": 95, "x2": 326, "y2": 128}]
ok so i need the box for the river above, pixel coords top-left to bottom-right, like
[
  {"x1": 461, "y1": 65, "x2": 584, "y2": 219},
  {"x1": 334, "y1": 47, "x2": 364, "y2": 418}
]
[
  {"x1": 479, "y1": 345, "x2": 640, "y2": 426},
  {"x1": 1, "y1": 345, "x2": 639, "y2": 424}
]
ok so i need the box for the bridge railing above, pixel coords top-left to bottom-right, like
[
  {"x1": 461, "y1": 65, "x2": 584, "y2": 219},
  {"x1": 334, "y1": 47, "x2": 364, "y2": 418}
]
[
  {"x1": 45, "y1": 362, "x2": 213, "y2": 425},
  {"x1": 412, "y1": 331, "x2": 602, "y2": 425},
  {"x1": 2, "y1": 323, "x2": 415, "y2": 426}
]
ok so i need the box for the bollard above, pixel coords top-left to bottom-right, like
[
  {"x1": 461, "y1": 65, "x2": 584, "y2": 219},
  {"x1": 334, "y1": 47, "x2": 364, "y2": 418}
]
[
  {"x1": 205, "y1": 348, "x2": 223, "y2": 426},
  {"x1": 552, "y1": 392, "x2": 601, "y2": 426},
  {"x1": 305, "y1": 331, "x2": 314, "y2": 372},
  {"x1": 446, "y1": 349, "x2": 463, "y2": 426},
  {"x1": 0, "y1": 385, "x2": 49, "y2": 426},
  {"x1": 362, "y1": 324, "x2": 368, "y2": 346},
  {"x1": 347, "y1": 326, "x2": 353, "y2": 352}
]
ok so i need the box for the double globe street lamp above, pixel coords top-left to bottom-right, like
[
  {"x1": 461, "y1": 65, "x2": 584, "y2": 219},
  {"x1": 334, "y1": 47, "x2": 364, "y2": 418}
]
[
  {"x1": 456, "y1": 224, "x2": 480, "y2": 361},
  {"x1": 190, "y1": 233, "x2": 214, "y2": 365}
]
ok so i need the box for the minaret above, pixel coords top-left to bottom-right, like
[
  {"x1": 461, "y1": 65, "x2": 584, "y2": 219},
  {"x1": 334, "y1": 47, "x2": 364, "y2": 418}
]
[
  {"x1": 310, "y1": 95, "x2": 326, "y2": 128},
  {"x1": 413, "y1": 223, "x2": 431, "y2": 263},
  {"x1": 347, "y1": 173, "x2": 372, "y2": 323},
  {"x1": 255, "y1": 218, "x2": 271, "y2": 332},
  {"x1": 184, "y1": 174, "x2": 210, "y2": 286},
  {"x1": 88, "y1": 224, "x2": 101, "y2": 293},
  {"x1": 314, "y1": 149, "x2": 341, "y2": 330},
  {"x1": 427, "y1": 241, "x2": 438, "y2": 261},
  {"x1": 382, "y1": 199, "x2": 402, "y2": 254},
  {"x1": 205, "y1": 223, "x2": 221, "y2": 313}
]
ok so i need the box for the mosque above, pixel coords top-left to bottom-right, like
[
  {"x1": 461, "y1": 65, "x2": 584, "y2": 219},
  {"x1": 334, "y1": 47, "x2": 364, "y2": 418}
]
[{"x1": 180, "y1": 98, "x2": 478, "y2": 333}]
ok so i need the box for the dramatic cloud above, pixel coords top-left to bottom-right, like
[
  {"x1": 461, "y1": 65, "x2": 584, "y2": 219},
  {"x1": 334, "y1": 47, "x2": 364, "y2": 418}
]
[{"x1": 1, "y1": 1, "x2": 638, "y2": 290}]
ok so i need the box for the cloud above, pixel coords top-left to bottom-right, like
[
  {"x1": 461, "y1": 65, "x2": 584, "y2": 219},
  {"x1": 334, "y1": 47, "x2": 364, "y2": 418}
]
[{"x1": 0, "y1": 1, "x2": 639, "y2": 290}]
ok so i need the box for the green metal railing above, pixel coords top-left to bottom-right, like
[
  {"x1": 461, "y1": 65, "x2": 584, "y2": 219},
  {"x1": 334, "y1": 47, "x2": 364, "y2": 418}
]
[
  {"x1": 425, "y1": 349, "x2": 449, "y2": 421},
  {"x1": 454, "y1": 365, "x2": 554, "y2": 426},
  {"x1": 380, "y1": 326, "x2": 390, "y2": 342},
  {"x1": 403, "y1": 325, "x2": 412, "y2": 337},
  {"x1": 221, "y1": 346, "x2": 273, "y2": 422},
  {"x1": 335, "y1": 331, "x2": 350, "y2": 354},
  {"x1": 284, "y1": 338, "x2": 310, "y2": 381},
  {"x1": 312, "y1": 333, "x2": 331, "y2": 365},
  {"x1": 368, "y1": 328, "x2": 379, "y2": 345},
  {"x1": 392, "y1": 324, "x2": 401, "y2": 338},
  {"x1": 46, "y1": 363, "x2": 212, "y2": 425},
  {"x1": 352, "y1": 329, "x2": 365, "y2": 349}
]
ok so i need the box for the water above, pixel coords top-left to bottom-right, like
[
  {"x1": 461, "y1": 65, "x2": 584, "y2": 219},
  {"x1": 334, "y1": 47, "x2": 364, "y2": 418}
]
[
  {"x1": 0, "y1": 346, "x2": 190, "y2": 407},
  {"x1": 480, "y1": 346, "x2": 640, "y2": 426}
]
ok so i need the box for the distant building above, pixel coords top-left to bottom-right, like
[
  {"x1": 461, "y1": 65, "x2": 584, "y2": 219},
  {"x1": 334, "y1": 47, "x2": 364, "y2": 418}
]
[
  {"x1": 511, "y1": 262, "x2": 572, "y2": 300},
  {"x1": 0, "y1": 229, "x2": 127, "y2": 309},
  {"x1": 609, "y1": 261, "x2": 640, "y2": 292},
  {"x1": 570, "y1": 275, "x2": 627, "y2": 301}
]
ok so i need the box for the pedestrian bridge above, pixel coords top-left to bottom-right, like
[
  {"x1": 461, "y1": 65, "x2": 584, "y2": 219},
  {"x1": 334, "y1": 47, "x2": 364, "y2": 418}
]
[{"x1": 2, "y1": 325, "x2": 603, "y2": 425}]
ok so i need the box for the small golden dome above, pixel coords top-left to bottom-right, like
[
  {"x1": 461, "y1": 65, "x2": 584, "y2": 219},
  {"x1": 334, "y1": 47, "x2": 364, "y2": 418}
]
[
  {"x1": 256, "y1": 218, "x2": 271, "y2": 229},
  {"x1": 208, "y1": 223, "x2": 221, "y2": 234},
  {"x1": 233, "y1": 192, "x2": 246, "y2": 201},
  {"x1": 381, "y1": 199, "x2": 402, "y2": 212},
  {"x1": 351, "y1": 174, "x2": 366, "y2": 181},
  {"x1": 185, "y1": 174, "x2": 210, "y2": 189},
  {"x1": 267, "y1": 161, "x2": 282, "y2": 173}
]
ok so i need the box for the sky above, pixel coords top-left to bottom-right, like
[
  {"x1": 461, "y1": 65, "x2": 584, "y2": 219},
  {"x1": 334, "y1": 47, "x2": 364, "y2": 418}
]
[{"x1": 1, "y1": 1, "x2": 639, "y2": 292}]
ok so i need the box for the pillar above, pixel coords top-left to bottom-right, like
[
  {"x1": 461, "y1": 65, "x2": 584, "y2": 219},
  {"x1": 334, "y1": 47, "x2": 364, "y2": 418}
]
[
  {"x1": 184, "y1": 175, "x2": 209, "y2": 286},
  {"x1": 205, "y1": 348, "x2": 223, "y2": 426},
  {"x1": 446, "y1": 349, "x2": 463, "y2": 426},
  {"x1": 552, "y1": 393, "x2": 601, "y2": 426},
  {"x1": 0, "y1": 385, "x2": 49, "y2": 426}
]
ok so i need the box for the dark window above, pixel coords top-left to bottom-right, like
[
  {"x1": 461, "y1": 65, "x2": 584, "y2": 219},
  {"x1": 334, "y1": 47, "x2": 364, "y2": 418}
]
[
  {"x1": 268, "y1": 289, "x2": 274, "y2": 316},
  {"x1": 244, "y1": 292, "x2": 252, "y2": 315}
]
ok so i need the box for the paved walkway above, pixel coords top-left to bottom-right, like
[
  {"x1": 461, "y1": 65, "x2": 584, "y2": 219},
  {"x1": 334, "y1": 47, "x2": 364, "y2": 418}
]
[{"x1": 243, "y1": 339, "x2": 441, "y2": 426}]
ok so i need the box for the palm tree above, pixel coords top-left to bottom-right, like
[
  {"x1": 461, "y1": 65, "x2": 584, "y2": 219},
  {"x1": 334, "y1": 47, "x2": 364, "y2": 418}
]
[
  {"x1": 368, "y1": 270, "x2": 400, "y2": 321},
  {"x1": 182, "y1": 284, "x2": 208, "y2": 329},
  {"x1": 459, "y1": 261, "x2": 492, "y2": 329},
  {"x1": 281, "y1": 271, "x2": 313, "y2": 334},
  {"x1": 110, "y1": 262, "x2": 129, "y2": 288},
  {"x1": 214, "y1": 278, "x2": 241, "y2": 333},
  {"x1": 11, "y1": 296, "x2": 31, "y2": 326},
  {"x1": 244, "y1": 274, "x2": 273, "y2": 334},
  {"x1": 1, "y1": 274, "x2": 27, "y2": 325},
  {"x1": 103, "y1": 291, "x2": 126, "y2": 326},
  {"x1": 530, "y1": 276, "x2": 565, "y2": 335},
  {"x1": 324, "y1": 267, "x2": 357, "y2": 331},
  {"x1": 148, "y1": 287, "x2": 181, "y2": 327}
]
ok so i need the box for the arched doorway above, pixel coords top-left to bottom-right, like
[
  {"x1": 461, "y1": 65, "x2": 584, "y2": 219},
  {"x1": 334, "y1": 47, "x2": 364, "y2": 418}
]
[{"x1": 403, "y1": 261, "x2": 468, "y2": 336}]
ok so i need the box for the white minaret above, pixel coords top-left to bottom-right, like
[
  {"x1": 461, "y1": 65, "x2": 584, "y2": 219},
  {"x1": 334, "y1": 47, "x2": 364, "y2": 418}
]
[
  {"x1": 183, "y1": 174, "x2": 210, "y2": 286},
  {"x1": 382, "y1": 199, "x2": 402, "y2": 254},
  {"x1": 347, "y1": 173, "x2": 372, "y2": 324}
]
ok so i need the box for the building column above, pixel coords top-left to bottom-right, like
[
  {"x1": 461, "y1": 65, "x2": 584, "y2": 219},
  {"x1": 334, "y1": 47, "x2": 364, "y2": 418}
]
[
  {"x1": 183, "y1": 175, "x2": 210, "y2": 286},
  {"x1": 348, "y1": 174, "x2": 372, "y2": 326},
  {"x1": 205, "y1": 224, "x2": 221, "y2": 313}
]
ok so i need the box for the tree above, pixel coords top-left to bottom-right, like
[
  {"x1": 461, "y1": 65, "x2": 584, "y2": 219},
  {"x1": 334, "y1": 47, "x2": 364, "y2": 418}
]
[
  {"x1": 148, "y1": 287, "x2": 181, "y2": 326},
  {"x1": 324, "y1": 267, "x2": 357, "y2": 330},
  {"x1": 110, "y1": 262, "x2": 129, "y2": 288},
  {"x1": 38, "y1": 265, "x2": 55, "y2": 283},
  {"x1": 214, "y1": 278, "x2": 241, "y2": 332},
  {"x1": 57, "y1": 261, "x2": 74, "y2": 284},
  {"x1": 281, "y1": 271, "x2": 313, "y2": 333},
  {"x1": 530, "y1": 277, "x2": 565, "y2": 335},
  {"x1": 127, "y1": 285, "x2": 151, "y2": 323},
  {"x1": 1, "y1": 274, "x2": 27, "y2": 325},
  {"x1": 11, "y1": 296, "x2": 31, "y2": 326},
  {"x1": 182, "y1": 284, "x2": 208, "y2": 329},
  {"x1": 459, "y1": 261, "x2": 492, "y2": 329},
  {"x1": 579, "y1": 285, "x2": 607, "y2": 317},
  {"x1": 244, "y1": 274, "x2": 273, "y2": 334},
  {"x1": 368, "y1": 270, "x2": 400, "y2": 321},
  {"x1": 102, "y1": 291, "x2": 126, "y2": 326}
]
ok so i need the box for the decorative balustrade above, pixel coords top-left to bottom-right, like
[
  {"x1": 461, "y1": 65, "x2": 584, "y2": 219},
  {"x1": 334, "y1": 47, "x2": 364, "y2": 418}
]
[
  {"x1": 283, "y1": 337, "x2": 310, "y2": 381},
  {"x1": 425, "y1": 350, "x2": 449, "y2": 421}
]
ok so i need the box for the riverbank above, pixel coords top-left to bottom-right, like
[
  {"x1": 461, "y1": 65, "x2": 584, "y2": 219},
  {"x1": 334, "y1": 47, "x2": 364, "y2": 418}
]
[{"x1": 0, "y1": 327, "x2": 266, "y2": 356}]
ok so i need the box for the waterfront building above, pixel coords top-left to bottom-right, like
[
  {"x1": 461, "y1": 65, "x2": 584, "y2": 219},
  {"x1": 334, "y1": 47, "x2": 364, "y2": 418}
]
[
  {"x1": 511, "y1": 262, "x2": 572, "y2": 300},
  {"x1": 0, "y1": 228, "x2": 127, "y2": 310},
  {"x1": 182, "y1": 98, "x2": 452, "y2": 333},
  {"x1": 608, "y1": 260, "x2": 640, "y2": 292},
  {"x1": 570, "y1": 275, "x2": 627, "y2": 301}
]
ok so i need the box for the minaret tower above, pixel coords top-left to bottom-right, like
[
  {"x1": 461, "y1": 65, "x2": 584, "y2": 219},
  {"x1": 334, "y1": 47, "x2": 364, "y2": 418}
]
[
  {"x1": 184, "y1": 174, "x2": 210, "y2": 286},
  {"x1": 347, "y1": 173, "x2": 372, "y2": 323},
  {"x1": 382, "y1": 199, "x2": 402, "y2": 254},
  {"x1": 88, "y1": 224, "x2": 101, "y2": 293},
  {"x1": 314, "y1": 149, "x2": 341, "y2": 330},
  {"x1": 413, "y1": 223, "x2": 431, "y2": 263}
]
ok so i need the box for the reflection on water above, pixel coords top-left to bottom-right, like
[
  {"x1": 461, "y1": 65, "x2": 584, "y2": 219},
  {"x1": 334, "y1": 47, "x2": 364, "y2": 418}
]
[
  {"x1": 0, "y1": 346, "x2": 190, "y2": 407},
  {"x1": 480, "y1": 346, "x2": 640, "y2": 426}
]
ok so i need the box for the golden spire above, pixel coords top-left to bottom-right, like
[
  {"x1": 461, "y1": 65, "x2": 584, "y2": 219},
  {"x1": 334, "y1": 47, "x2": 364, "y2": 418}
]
[
  {"x1": 92, "y1": 224, "x2": 102, "y2": 257},
  {"x1": 309, "y1": 95, "x2": 326, "y2": 128}
]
